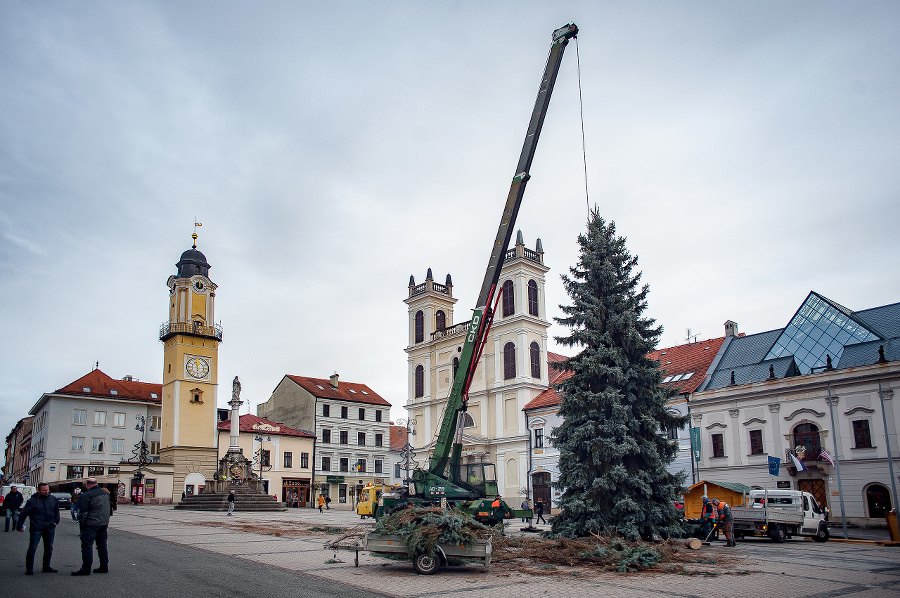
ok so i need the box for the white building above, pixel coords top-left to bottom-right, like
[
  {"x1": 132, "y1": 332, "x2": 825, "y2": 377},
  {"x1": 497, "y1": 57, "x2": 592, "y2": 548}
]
[
  {"x1": 257, "y1": 373, "x2": 392, "y2": 508},
  {"x1": 25, "y1": 368, "x2": 166, "y2": 501},
  {"x1": 404, "y1": 231, "x2": 555, "y2": 504}
]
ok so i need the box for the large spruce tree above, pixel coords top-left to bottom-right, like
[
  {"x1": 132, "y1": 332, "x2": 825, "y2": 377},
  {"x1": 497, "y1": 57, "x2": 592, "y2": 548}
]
[{"x1": 550, "y1": 209, "x2": 686, "y2": 540}]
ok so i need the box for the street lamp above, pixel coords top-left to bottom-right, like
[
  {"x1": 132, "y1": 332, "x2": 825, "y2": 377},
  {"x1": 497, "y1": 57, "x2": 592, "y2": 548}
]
[
  {"x1": 253, "y1": 435, "x2": 272, "y2": 494},
  {"x1": 396, "y1": 418, "x2": 417, "y2": 494},
  {"x1": 129, "y1": 414, "x2": 152, "y2": 503}
]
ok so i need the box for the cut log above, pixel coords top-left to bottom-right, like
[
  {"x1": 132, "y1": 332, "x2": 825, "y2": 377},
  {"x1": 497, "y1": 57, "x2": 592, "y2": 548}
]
[{"x1": 683, "y1": 538, "x2": 702, "y2": 550}]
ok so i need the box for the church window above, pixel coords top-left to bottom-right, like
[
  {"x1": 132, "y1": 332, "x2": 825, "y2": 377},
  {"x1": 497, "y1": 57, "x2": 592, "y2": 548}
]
[
  {"x1": 502, "y1": 280, "x2": 515, "y2": 317},
  {"x1": 436, "y1": 310, "x2": 446, "y2": 331},
  {"x1": 415, "y1": 310, "x2": 424, "y2": 343},
  {"x1": 415, "y1": 365, "x2": 424, "y2": 398},
  {"x1": 504, "y1": 342, "x2": 516, "y2": 380},
  {"x1": 528, "y1": 280, "x2": 539, "y2": 316},
  {"x1": 530, "y1": 342, "x2": 541, "y2": 378}
]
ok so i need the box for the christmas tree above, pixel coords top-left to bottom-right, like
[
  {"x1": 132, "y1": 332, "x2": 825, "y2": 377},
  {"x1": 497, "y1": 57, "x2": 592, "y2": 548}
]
[{"x1": 551, "y1": 209, "x2": 686, "y2": 540}]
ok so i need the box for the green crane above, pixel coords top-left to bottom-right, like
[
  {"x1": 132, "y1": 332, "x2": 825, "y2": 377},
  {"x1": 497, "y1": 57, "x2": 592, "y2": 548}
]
[{"x1": 401, "y1": 23, "x2": 579, "y2": 523}]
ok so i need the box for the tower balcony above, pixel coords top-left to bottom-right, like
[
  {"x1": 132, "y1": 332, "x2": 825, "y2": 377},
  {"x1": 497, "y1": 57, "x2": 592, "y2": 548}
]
[{"x1": 159, "y1": 321, "x2": 223, "y2": 342}]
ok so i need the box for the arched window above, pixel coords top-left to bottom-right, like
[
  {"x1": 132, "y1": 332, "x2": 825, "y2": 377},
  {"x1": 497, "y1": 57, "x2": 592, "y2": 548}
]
[
  {"x1": 459, "y1": 412, "x2": 475, "y2": 429},
  {"x1": 528, "y1": 280, "x2": 539, "y2": 316},
  {"x1": 530, "y1": 342, "x2": 541, "y2": 378},
  {"x1": 502, "y1": 280, "x2": 515, "y2": 317},
  {"x1": 452, "y1": 357, "x2": 459, "y2": 379},
  {"x1": 793, "y1": 423, "x2": 821, "y2": 458},
  {"x1": 435, "y1": 310, "x2": 446, "y2": 331},
  {"x1": 414, "y1": 310, "x2": 424, "y2": 343},
  {"x1": 414, "y1": 365, "x2": 424, "y2": 398},
  {"x1": 504, "y1": 342, "x2": 516, "y2": 380}
]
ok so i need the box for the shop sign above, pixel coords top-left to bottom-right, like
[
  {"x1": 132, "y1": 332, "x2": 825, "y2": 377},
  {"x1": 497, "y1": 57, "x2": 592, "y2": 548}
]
[{"x1": 326, "y1": 475, "x2": 344, "y2": 483}]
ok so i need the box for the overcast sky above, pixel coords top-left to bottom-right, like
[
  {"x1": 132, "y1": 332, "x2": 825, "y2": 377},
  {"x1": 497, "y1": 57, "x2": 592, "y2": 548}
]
[{"x1": 2, "y1": 2, "x2": 898, "y2": 460}]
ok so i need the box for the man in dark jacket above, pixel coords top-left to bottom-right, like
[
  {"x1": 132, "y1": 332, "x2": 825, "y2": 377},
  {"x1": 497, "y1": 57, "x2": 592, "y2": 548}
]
[
  {"x1": 72, "y1": 478, "x2": 111, "y2": 576},
  {"x1": 17, "y1": 482, "x2": 60, "y2": 574},
  {"x1": 4, "y1": 485, "x2": 25, "y2": 531}
]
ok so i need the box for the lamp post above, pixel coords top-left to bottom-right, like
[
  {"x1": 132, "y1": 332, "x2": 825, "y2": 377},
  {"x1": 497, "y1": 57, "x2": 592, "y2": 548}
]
[
  {"x1": 396, "y1": 418, "x2": 417, "y2": 494},
  {"x1": 253, "y1": 435, "x2": 272, "y2": 494},
  {"x1": 130, "y1": 414, "x2": 152, "y2": 503}
]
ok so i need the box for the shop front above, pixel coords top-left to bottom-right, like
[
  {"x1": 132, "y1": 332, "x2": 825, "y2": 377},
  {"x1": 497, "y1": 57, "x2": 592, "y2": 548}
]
[{"x1": 282, "y1": 478, "x2": 311, "y2": 507}]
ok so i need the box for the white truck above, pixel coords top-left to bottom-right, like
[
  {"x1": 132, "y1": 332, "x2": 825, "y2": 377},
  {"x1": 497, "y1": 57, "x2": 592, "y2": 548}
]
[{"x1": 731, "y1": 489, "x2": 829, "y2": 542}]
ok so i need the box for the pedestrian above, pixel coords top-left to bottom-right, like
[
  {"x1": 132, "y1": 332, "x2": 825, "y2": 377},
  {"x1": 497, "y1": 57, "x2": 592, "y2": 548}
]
[
  {"x1": 712, "y1": 498, "x2": 735, "y2": 547},
  {"x1": 227, "y1": 490, "x2": 235, "y2": 516},
  {"x1": 17, "y1": 482, "x2": 60, "y2": 574},
  {"x1": 71, "y1": 487, "x2": 81, "y2": 522},
  {"x1": 535, "y1": 499, "x2": 547, "y2": 524},
  {"x1": 700, "y1": 496, "x2": 715, "y2": 539},
  {"x1": 325, "y1": 495, "x2": 331, "y2": 510},
  {"x1": 317, "y1": 494, "x2": 325, "y2": 513},
  {"x1": 4, "y1": 485, "x2": 24, "y2": 532},
  {"x1": 72, "y1": 477, "x2": 111, "y2": 575},
  {"x1": 520, "y1": 498, "x2": 530, "y2": 523}
]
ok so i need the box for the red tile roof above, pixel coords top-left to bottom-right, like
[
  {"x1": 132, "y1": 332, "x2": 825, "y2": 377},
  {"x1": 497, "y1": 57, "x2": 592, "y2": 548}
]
[
  {"x1": 524, "y1": 337, "x2": 727, "y2": 411},
  {"x1": 55, "y1": 369, "x2": 162, "y2": 403},
  {"x1": 390, "y1": 425, "x2": 408, "y2": 451},
  {"x1": 218, "y1": 414, "x2": 315, "y2": 438},
  {"x1": 285, "y1": 376, "x2": 391, "y2": 406},
  {"x1": 647, "y1": 336, "x2": 726, "y2": 394}
]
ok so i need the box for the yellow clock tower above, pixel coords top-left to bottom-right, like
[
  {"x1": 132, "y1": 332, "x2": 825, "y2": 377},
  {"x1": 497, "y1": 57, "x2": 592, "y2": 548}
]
[{"x1": 159, "y1": 233, "x2": 223, "y2": 500}]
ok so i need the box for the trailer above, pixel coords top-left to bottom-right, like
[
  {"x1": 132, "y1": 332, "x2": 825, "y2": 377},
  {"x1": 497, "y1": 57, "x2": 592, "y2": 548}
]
[{"x1": 328, "y1": 531, "x2": 492, "y2": 575}]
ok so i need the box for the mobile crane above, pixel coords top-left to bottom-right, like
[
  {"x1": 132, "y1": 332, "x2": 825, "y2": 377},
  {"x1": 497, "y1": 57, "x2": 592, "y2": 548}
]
[{"x1": 377, "y1": 23, "x2": 579, "y2": 524}]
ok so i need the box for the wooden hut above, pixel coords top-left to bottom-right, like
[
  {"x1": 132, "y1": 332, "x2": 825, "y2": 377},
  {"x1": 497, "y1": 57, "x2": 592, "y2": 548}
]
[{"x1": 684, "y1": 480, "x2": 753, "y2": 520}]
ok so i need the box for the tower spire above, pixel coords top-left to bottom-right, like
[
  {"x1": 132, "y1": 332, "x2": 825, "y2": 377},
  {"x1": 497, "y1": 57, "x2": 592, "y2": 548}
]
[{"x1": 192, "y1": 221, "x2": 203, "y2": 248}]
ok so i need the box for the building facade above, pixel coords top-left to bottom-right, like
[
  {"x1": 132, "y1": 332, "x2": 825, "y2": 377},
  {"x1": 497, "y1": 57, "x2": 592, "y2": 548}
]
[
  {"x1": 405, "y1": 231, "x2": 553, "y2": 505},
  {"x1": 217, "y1": 414, "x2": 315, "y2": 505},
  {"x1": 690, "y1": 292, "x2": 900, "y2": 524},
  {"x1": 25, "y1": 368, "x2": 167, "y2": 501},
  {"x1": 3, "y1": 416, "x2": 33, "y2": 485},
  {"x1": 257, "y1": 373, "x2": 392, "y2": 508}
]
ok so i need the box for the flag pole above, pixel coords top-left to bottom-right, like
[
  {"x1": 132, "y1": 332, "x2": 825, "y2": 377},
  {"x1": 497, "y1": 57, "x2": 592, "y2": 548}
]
[{"x1": 827, "y1": 382, "x2": 849, "y2": 539}]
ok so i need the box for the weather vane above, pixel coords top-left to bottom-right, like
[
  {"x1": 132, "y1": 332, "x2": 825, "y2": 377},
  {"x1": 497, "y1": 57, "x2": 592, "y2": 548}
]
[{"x1": 192, "y1": 220, "x2": 202, "y2": 248}]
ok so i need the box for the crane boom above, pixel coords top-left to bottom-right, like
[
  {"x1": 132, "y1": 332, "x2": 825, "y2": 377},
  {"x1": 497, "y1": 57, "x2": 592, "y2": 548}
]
[{"x1": 425, "y1": 23, "x2": 578, "y2": 480}]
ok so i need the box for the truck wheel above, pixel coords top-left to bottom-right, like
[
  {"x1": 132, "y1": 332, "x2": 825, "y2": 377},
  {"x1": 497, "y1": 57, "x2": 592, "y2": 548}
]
[
  {"x1": 770, "y1": 525, "x2": 787, "y2": 543},
  {"x1": 812, "y1": 525, "x2": 830, "y2": 542},
  {"x1": 413, "y1": 552, "x2": 440, "y2": 575}
]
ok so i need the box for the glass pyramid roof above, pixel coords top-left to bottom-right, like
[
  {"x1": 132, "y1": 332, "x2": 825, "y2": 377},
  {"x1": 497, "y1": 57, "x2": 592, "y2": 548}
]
[{"x1": 765, "y1": 292, "x2": 881, "y2": 374}]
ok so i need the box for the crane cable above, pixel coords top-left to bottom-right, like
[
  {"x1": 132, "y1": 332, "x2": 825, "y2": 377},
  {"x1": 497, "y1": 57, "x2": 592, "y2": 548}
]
[{"x1": 575, "y1": 36, "x2": 590, "y2": 215}]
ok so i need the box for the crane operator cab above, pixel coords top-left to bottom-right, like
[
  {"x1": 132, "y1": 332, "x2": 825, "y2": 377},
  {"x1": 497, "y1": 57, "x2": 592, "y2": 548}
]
[{"x1": 461, "y1": 462, "x2": 499, "y2": 497}]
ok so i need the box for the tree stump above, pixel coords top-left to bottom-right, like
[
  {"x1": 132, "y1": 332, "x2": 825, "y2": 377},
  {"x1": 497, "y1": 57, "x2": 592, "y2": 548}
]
[{"x1": 684, "y1": 538, "x2": 702, "y2": 550}]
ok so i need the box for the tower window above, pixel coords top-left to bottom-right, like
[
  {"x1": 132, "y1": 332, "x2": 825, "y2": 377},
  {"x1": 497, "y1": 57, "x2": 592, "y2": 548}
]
[
  {"x1": 502, "y1": 280, "x2": 515, "y2": 317},
  {"x1": 436, "y1": 310, "x2": 446, "y2": 331},
  {"x1": 504, "y1": 342, "x2": 516, "y2": 380},
  {"x1": 415, "y1": 310, "x2": 424, "y2": 343},
  {"x1": 415, "y1": 365, "x2": 424, "y2": 398},
  {"x1": 530, "y1": 342, "x2": 541, "y2": 378},
  {"x1": 528, "y1": 280, "x2": 539, "y2": 316}
]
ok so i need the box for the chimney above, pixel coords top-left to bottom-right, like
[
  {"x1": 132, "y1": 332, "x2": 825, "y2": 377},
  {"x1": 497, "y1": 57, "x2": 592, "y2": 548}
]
[
  {"x1": 329, "y1": 372, "x2": 339, "y2": 389},
  {"x1": 724, "y1": 320, "x2": 738, "y2": 337}
]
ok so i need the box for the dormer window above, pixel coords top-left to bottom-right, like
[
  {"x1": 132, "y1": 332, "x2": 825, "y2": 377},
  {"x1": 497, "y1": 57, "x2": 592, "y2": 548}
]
[
  {"x1": 83, "y1": 387, "x2": 91, "y2": 393},
  {"x1": 110, "y1": 390, "x2": 118, "y2": 395},
  {"x1": 150, "y1": 393, "x2": 158, "y2": 399}
]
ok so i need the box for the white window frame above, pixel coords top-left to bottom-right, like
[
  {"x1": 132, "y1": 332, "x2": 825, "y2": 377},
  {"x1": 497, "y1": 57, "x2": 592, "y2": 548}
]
[
  {"x1": 113, "y1": 412, "x2": 126, "y2": 428},
  {"x1": 72, "y1": 436, "x2": 85, "y2": 452},
  {"x1": 111, "y1": 438, "x2": 125, "y2": 454},
  {"x1": 74, "y1": 409, "x2": 86, "y2": 425},
  {"x1": 94, "y1": 411, "x2": 107, "y2": 426},
  {"x1": 91, "y1": 437, "x2": 105, "y2": 453}
]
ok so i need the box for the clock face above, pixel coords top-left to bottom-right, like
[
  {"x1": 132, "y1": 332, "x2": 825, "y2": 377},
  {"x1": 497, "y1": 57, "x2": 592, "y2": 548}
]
[
  {"x1": 194, "y1": 279, "x2": 204, "y2": 291},
  {"x1": 186, "y1": 356, "x2": 210, "y2": 379}
]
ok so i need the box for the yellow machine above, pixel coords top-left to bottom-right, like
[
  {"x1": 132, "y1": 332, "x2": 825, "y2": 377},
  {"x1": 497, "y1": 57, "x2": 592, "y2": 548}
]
[{"x1": 356, "y1": 483, "x2": 398, "y2": 519}]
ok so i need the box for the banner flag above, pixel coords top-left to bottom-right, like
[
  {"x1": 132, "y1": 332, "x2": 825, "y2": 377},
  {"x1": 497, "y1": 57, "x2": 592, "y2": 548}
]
[
  {"x1": 790, "y1": 452, "x2": 808, "y2": 471},
  {"x1": 819, "y1": 449, "x2": 836, "y2": 467},
  {"x1": 768, "y1": 455, "x2": 781, "y2": 476},
  {"x1": 689, "y1": 427, "x2": 701, "y2": 463}
]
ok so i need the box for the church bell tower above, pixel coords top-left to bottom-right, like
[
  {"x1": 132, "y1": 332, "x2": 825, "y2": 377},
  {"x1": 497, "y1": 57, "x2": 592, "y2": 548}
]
[{"x1": 159, "y1": 232, "x2": 223, "y2": 500}]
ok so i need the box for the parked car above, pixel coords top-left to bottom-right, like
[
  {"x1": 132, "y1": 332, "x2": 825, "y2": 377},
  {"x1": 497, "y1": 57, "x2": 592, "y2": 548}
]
[{"x1": 51, "y1": 492, "x2": 72, "y2": 510}]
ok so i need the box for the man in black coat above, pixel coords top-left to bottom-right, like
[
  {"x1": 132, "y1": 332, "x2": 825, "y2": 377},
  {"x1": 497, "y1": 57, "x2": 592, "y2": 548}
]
[
  {"x1": 4, "y1": 485, "x2": 25, "y2": 532},
  {"x1": 72, "y1": 478, "x2": 111, "y2": 576},
  {"x1": 17, "y1": 482, "x2": 60, "y2": 574}
]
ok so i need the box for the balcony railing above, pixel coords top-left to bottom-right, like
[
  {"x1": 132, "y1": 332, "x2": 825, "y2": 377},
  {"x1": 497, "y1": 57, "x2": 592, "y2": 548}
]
[
  {"x1": 409, "y1": 280, "x2": 452, "y2": 298},
  {"x1": 159, "y1": 321, "x2": 223, "y2": 342},
  {"x1": 432, "y1": 321, "x2": 468, "y2": 340}
]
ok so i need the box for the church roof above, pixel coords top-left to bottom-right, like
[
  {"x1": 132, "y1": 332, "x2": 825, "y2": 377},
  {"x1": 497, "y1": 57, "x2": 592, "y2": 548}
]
[
  {"x1": 285, "y1": 375, "x2": 391, "y2": 406},
  {"x1": 54, "y1": 369, "x2": 162, "y2": 403},
  {"x1": 218, "y1": 414, "x2": 315, "y2": 438}
]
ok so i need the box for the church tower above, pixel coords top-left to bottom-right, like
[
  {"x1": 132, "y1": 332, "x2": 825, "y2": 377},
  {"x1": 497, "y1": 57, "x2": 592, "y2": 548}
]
[{"x1": 159, "y1": 232, "x2": 223, "y2": 500}]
